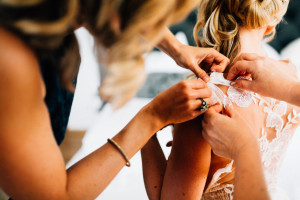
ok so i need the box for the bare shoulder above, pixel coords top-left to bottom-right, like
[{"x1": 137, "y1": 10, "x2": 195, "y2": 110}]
[{"x1": 0, "y1": 27, "x2": 45, "y2": 98}]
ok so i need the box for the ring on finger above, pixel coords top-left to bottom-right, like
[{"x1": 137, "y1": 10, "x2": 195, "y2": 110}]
[{"x1": 199, "y1": 98, "x2": 209, "y2": 112}]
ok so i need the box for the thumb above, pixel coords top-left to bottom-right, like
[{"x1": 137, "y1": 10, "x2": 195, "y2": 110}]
[
  {"x1": 223, "y1": 104, "x2": 237, "y2": 118},
  {"x1": 231, "y1": 79, "x2": 253, "y2": 91},
  {"x1": 210, "y1": 104, "x2": 222, "y2": 113},
  {"x1": 193, "y1": 65, "x2": 210, "y2": 82}
]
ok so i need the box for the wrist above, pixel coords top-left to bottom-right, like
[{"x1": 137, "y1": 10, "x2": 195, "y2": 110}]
[
  {"x1": 232, "y1": 136, "x2": 259, "y2": 161},
  {"x1": 140, "y1": 103, "x2": 166, "y2": 135},
  {"x1": 169, "y1": 40, "x2": 184, "y2": 59},
  {"x1": 157, "y1": 29, "x2": 183, "y2": 59}
]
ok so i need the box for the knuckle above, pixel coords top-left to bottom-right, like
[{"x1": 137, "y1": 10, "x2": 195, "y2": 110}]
[
  {"x1": 181, "y1": 80, "x2": 190, "y2": 89},
  {"x1": 255, "y1": 60, "x2": 263, "y2": 69},
  {"x1": 185, "y1": 102, "x2": 193, "y2": 111},
  {"x1": 237, "y1": 81, "x2": 244, "y2": 88},
  {"x1": 182, "y1": 89, "x2": 192, "y2": 100}
]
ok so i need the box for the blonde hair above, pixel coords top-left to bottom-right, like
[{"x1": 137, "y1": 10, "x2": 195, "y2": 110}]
[
  {"x1": 194, "y1": 0, "x2": 289, "y2": 65},
  {"x1": 0, "y1": 0, "x2": 200, "y2": 108},
  {"x1": 82, "y1": 0, "x2": 200, "y2": 109},
  {"x1": 0, "y1": 0, "x2": 80, "y2": 91}
]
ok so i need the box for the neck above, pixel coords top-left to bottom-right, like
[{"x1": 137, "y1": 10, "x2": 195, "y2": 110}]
[{"x1": 238, "y1": 27, "x2": 266, "y2": 56}]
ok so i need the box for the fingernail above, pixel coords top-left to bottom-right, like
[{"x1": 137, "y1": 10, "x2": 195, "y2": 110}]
[
  {"x1": 230, "y1": 82, "x2": 236, "y2": 86},
  {"x1": 211, "y1": 68, "x2": 216, "y2": 72}
]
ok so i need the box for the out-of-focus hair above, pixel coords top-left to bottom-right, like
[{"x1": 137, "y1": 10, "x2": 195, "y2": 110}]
[
  {"x1": 82, "y1": 0, "x2": 200, "y2": 108},
  {"x1": 0, "y1": 0, "x2": 80, "y2": 91},
  {"x1": 194, "y1": 0, "x2": 289, "y2": 65},
  {"x1": 0, "y1": 0, "x2": 200, "y2": 108}
]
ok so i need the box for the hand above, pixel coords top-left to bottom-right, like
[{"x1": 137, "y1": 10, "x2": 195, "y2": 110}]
[
  {"x1": 174, "y1": 45, "x2": 230, "y2": 82},
  {"x1": 157, "y1": 29, "x2": 229, "y2": 82},
  {"x1": 227, "y1": 53, "x2": 297, "y2": 101},
  {"x1": 202, "y1": 105, "x2": 258, "y2": 159},
  {"x1": 146, "y1": 80, "x2": 212, "y2": 127}
]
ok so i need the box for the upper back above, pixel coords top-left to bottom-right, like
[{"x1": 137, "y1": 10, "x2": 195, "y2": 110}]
[{"x1": 203, "y1": 72, "x2": 300, "y2": 199}]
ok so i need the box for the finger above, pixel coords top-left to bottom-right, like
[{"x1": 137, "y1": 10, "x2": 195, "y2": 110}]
[
  {"x1": 223, "y1": 104, "x2": 237, "y2": 118},
  {"x1": 230, "y1": 79, "x2": 253, "y2": 91},
  {"x1": 204, "y1": 107, "x2": 230, "y2": 123},
  {"x1": 200, "y1": 98, "x2": 212, "y2": 106},
  {"x1": 207, "y1": 49, "x2": 229, "y2": 69},
  {"x1": 191, "y1": 97, "x2": 212, "y2": 113},
  {"x1": 191, "y1": 88, "x2": 212, "y2": 99},
  {"x1": 210, "y1": 104, "x2": 222, "y2": 113},
  {"x1": 203, "y1": 107, "x2": 217, "y2": 121},
  {"x1": 227, "y1": 60, "x2": 254, "y2": 80},
  {"x1": 211, "y1": 63, "x2": 227, "y2": 73},
  {"x1": 210, "y1": 51, "x2": 230, "y2": 73},
  {"x1": 183, "y1": 80, "x2": 207, "y2": 89},
  {"x1": 193, "y1": 65, "x2": 210, "y2": 82},
  {"x1": 231, "y1": 53, "x2": 259, "y2": 65}
]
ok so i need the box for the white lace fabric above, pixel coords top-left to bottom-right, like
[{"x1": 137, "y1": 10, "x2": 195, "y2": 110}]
[{"x1": 190, "y1": 72, "x2": 300, "y2": 200}]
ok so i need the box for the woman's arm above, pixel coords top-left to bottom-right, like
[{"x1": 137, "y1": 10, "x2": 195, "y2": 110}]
[
  {"x1": 157, "y1": 28, "x2": 229, "y2": 81},
  {"x1": 233, "y1": 141, "x2": 268, "y2": 200},
  {"x1": 160, "y1": 117, "x2": 211, "y2": 200},
  {"x1": 0, "y1": 27, "x2": 213, "y2": 200},
  {"x1": 141, "y1": 135, "x2": 167, "y2": 200}
]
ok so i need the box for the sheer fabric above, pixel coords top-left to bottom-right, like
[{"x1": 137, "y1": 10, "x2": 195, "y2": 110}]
[{"x1": 191, "y1": 72, "x2": 299, "y2": 200}]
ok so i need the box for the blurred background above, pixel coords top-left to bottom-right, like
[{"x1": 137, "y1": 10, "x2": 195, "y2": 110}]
[{"x1": 1, "y1": 1, "x2": 300, "y2": 199}]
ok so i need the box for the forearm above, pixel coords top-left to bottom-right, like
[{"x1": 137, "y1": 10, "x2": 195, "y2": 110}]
[
  {"x1": 66, "y1": 105, "x2": 164, "y2": 199},
  {"x1": 156, "y1": 28, "x2": 182, "y2": 59},
  {"x1": 141, "y1": 135, "x2": 167, "y2": 200},
  {"x1": 233, "y1": 142, "x2": 270, "y2": 200}
]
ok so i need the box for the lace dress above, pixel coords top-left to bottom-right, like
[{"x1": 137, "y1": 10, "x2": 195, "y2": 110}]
[{"x1": 191, "y1": 72, "x2": 299, "y2": 200}]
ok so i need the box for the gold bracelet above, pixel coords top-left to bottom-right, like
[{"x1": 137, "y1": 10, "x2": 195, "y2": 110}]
[{"x1": 107, "y1": 138, "x2": 131, "y2": 167}]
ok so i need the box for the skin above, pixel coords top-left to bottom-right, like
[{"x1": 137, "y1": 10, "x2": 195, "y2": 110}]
[
  {"x1": 160, "y1": 116, "x2": 212, "y2": 200},
  {"x1": 141, "y1": 135, "x2": 167, "y2": 200},
  {"x1": 0, "y1": 20, "x2": 220, "y2": 199},
  {"x1": 141, "y1": 107, "x2": 219, "y2": 200},
  {"x1": 201, "y1": 27, "x2": 297, "y2": 200}
]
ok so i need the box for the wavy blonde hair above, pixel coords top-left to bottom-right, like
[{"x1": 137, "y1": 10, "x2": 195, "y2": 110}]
[
  {"x1": 0, "y1": 0, "x2": 200, "y2": 108},
  {"x1": 194, "y1": 0, "x2": 289, "y2": 66},
  {"x1": 82, "y1": 0, "x2": 200, "y2": 108},
  {"x1": 0, "y1": 0, "x2": 80, "y2": 91}
]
